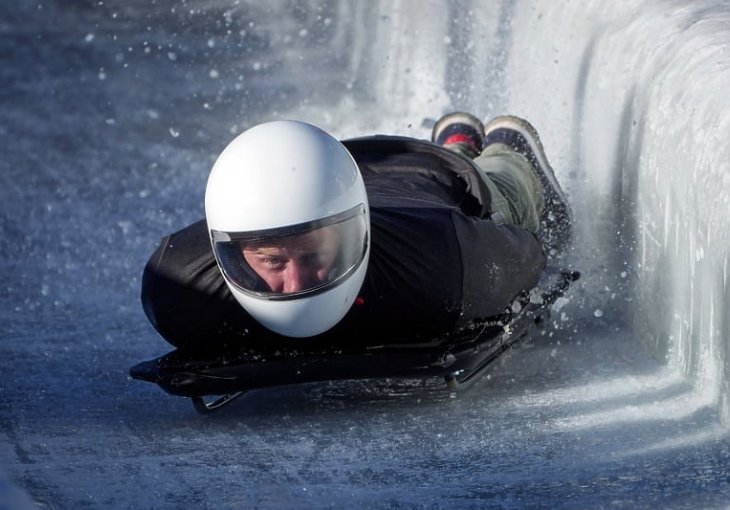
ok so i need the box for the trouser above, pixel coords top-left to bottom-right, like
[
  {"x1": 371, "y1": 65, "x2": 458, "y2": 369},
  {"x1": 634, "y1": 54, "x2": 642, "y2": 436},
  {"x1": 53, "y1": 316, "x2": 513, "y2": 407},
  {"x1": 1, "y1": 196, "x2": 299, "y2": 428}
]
[{"x1": 473, "y1": 144, "x2": 545, "y2": 234}]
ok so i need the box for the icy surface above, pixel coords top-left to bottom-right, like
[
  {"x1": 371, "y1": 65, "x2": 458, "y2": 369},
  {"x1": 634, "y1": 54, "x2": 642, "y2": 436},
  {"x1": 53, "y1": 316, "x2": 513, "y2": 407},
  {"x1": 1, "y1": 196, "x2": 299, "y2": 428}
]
[{"x1": 2, "y1": 1, "x2": 730, "y2": 508}]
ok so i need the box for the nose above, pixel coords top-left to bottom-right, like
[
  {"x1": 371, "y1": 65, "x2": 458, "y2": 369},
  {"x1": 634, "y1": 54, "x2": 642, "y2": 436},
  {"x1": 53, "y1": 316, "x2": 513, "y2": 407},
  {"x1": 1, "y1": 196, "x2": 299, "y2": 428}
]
[{"x1": 282, "y1": 259, "x2": 314, "y2": 293}]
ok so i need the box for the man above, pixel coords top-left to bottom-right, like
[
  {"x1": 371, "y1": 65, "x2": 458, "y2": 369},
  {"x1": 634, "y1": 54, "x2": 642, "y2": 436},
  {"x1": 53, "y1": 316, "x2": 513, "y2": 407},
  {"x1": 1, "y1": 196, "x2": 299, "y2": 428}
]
[
  {"x1": 240, "y1": 225, "x2": 342, "y2": 295},
  {"x1": 141, "y1": 113, "x2": 571, "y2": 352}
]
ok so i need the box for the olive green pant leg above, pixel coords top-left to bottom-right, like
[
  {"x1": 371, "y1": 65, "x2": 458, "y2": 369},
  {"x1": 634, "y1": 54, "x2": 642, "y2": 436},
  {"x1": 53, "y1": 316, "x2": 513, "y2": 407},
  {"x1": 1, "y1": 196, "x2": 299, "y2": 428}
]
[{"x1": 473, "y1": 144, "x2": 544, "y2": 234}]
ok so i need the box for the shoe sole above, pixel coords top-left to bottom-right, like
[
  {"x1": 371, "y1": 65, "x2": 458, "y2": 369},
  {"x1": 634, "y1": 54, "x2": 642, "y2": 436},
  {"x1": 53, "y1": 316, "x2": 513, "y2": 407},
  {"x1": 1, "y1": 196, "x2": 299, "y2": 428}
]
[
  {"x1": 482, "y1": 115, "x2": 572, "y2": 253},
  {"x1": 432, "y1": 112, "x2": 486, "y2": 140}
]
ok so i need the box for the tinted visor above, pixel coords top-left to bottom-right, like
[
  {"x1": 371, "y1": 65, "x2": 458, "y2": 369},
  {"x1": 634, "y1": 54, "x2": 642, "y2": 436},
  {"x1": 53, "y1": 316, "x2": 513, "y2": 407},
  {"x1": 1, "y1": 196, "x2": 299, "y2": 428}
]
[{"x1": 212, "y1": 205, "x2": 368, "y2": 301}]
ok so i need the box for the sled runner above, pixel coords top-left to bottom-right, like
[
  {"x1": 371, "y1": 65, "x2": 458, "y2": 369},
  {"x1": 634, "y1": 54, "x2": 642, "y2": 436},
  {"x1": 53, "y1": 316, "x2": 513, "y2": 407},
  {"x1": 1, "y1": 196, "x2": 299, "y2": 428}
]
[{"x1": 130, "y1": 267, "x2": 579, "y2": 414}]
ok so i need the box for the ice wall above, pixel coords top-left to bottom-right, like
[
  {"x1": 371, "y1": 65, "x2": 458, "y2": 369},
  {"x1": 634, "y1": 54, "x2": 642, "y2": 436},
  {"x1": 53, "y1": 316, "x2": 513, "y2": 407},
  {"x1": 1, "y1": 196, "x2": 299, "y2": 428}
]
[{"x1": 498, "y1": 1, "x2": 730, "y2": 422}]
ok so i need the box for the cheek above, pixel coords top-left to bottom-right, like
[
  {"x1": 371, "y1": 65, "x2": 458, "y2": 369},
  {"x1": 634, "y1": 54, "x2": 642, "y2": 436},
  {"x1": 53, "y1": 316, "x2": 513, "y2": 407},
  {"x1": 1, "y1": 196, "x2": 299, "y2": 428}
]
[
  {"x1": 259, "y1": 272, "x2": 284, "y2": 291},
  {"x1": 315, "y1": 268, "x2": 329, "y2": 279}
]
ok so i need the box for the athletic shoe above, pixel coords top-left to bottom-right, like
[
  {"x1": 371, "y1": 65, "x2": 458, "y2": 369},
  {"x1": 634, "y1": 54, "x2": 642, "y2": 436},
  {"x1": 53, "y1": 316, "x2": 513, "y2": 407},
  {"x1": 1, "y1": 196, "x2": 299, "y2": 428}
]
[
  {"x1": 431, "y1": 112, "x2": 486, "y2": 159},
  {"x1": 482, "y1": 115, "x2": 572, "y2": 255}
]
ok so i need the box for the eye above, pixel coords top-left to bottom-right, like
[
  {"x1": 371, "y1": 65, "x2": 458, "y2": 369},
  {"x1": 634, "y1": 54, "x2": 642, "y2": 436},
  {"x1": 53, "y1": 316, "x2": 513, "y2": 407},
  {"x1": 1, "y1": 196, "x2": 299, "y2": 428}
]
[{"x1": 262, "y1": 256, "x2": 286, "y2": 269}]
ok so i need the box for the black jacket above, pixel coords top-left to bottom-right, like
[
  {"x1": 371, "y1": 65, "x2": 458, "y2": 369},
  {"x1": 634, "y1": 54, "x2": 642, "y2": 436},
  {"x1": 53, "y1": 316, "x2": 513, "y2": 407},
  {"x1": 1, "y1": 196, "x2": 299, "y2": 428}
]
[{"x1": 141, "y1": 136, "x2": 546, "y2": 351}]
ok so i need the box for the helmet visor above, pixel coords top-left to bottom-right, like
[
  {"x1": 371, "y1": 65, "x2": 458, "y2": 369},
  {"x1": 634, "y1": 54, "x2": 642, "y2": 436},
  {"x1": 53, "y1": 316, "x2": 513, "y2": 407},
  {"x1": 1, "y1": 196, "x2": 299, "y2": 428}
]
[{"x1": 211, "y1": 205, "x2": 368, "y2": 301}]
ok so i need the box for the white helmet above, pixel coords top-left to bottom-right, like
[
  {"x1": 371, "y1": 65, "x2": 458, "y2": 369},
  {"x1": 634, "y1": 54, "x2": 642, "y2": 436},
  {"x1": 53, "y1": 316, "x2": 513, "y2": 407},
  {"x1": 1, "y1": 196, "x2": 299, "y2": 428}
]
[{"x1": 205, "y1": 120, "x2": 370, "y2": 337}]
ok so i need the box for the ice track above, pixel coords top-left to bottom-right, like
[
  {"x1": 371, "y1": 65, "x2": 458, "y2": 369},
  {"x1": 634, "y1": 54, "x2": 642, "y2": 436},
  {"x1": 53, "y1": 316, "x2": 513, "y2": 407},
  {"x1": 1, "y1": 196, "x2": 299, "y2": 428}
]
[{"x1": 2, "y1": 1, "x2": 730, "y2": 507}]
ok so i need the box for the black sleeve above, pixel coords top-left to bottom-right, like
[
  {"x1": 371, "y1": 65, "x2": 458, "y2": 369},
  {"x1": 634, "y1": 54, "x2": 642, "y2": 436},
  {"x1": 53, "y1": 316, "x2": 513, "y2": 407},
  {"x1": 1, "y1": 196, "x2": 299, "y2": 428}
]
[
  {"x1": 452, "y1": 211, "x2": 547, "y2": 324},
  {"x1": 140, "y1": 219, "x2": 272, "y2": 352}
]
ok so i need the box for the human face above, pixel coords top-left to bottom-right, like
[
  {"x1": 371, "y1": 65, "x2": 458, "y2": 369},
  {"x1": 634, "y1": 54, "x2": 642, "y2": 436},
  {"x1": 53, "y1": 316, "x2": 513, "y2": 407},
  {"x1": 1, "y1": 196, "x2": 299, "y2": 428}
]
[{"x1": 242, "y1": 227, "x2": 341, "y2": 294}]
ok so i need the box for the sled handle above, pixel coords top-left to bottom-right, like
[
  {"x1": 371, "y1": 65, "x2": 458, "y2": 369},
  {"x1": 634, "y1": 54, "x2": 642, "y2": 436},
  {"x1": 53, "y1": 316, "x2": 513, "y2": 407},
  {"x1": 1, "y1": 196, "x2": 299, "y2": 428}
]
[{"x1": 191, "y1": 391, "x2": 246, "y2": 414}]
